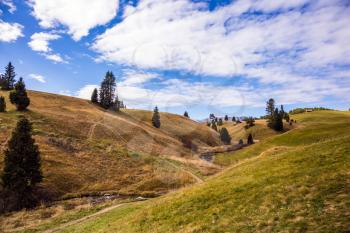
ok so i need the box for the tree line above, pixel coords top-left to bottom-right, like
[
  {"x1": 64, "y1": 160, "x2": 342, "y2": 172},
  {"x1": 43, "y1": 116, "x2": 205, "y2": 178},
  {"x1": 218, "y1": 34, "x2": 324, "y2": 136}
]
[{"x1": 0, "y1": 62, "x2": 39, "y2": 213}]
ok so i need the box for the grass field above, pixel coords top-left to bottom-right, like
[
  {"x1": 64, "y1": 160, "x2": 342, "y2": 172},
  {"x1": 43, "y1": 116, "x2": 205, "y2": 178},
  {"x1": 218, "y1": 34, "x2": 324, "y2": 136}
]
[
  {"x1": 52, "y1": 110, "x2": 350, "y2": 232},
  {"x1": 0, "y1": 90, "x2": 220, "y2": 199}
]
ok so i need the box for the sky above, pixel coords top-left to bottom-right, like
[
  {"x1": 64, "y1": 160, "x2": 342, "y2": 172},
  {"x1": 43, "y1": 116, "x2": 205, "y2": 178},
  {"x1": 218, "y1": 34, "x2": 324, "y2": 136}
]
[{"x1": 0, "y1": 0, "x2": 350, "y2": 120}]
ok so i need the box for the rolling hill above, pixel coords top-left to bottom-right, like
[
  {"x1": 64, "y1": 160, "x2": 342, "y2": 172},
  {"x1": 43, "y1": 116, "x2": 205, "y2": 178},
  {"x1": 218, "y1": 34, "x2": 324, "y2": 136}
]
[
  {"x1": 55, "y1": 110, "x2": 350, "y2": 232},
  {"x1": 0, "y1": 90, "x2": 221, "y2": 199}
]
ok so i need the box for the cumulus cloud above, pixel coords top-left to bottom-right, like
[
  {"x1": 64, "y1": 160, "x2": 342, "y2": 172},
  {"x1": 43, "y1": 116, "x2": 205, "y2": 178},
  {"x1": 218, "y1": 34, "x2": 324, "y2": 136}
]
[
  {"x1": 29, "y1": 73, "x2": 46, "y2": 83},
  {"x1": 28, "y1": 32, "x2": 66, "y2": 63},
  {"x1": 28, "y1": 0, "x2": 119, "y2": 40},
  {"x1": 76, "y1": 84, "x2": 99, "y2": 99},
  {"x1": 0, "y1": 20, "x2": 23, "y2": 42}
]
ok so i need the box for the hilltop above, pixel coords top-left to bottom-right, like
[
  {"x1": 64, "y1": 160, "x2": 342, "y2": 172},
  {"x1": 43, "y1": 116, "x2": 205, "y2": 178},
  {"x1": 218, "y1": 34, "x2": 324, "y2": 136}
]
[
  {"x1": 0, "y1": 90, "x2": 221, "y2": 199},
  {"x1": 56, "y1": 110, "x2": 350, "y2": 232}
]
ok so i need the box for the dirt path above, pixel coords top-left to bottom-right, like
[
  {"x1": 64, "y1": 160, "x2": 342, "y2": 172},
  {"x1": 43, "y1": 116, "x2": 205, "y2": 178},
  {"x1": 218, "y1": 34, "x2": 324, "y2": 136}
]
[
  {"x1": 43, "y1": 203, "x2": 126, "y2": 233},
  {"x1": 162, "y1": 159, "x2": 204, "y2": 183}
]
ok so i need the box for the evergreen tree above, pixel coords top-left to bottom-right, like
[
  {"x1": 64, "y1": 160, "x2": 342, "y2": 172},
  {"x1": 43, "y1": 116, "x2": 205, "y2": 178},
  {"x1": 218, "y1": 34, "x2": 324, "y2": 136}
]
[
  {"x1": 219, "y1": 127, "x2": 231, "y2": 144},
  {"x1": 0, "y1": 96, "x2": 6, "y2": 112},
  {"x1": 224, "y1": 115, "x2": 228, "y2": 121},
  {"x1": 152, "y1": 106, "x2": 161, "y2": 128},
  {"x1": 184, "y1": 111, "x2": 189, "y2": 118},
  {"x1": 266, "y1": 98, "x2": 275, "y2": 127},
  {"x1": 246, "y1": 117, "x2": 255, "y2": 128},
  {"x1": 273, "y1": 108, "x2": 284, "y2": 131},
  {"x1": 232, "y1": 116, "x2": 236, "y2": 122},
  {"x1": 285, "y1": 113, "x2": 290, "y2": 122},
  {"x1": 247, "y1": 133, "x2": 254, "y2": 144},
  {"x1": 218, "y1": 118, "x2": 223, "y2": 126},
  {"x1": 91, "y1": 88, "x2": 98, "y2": 103},
  {"x1": 1, "y1": 62, "x2": 16, "y2": 90},
  {"x1": 211, "y1": 120, "x2": 217, "y2": 131},
  {"x1": 238, "y1": 139, "x2": 244, "y2": 145},
  {"x1": 99, "y1": 71, "x2": 116, "y2": 109},
  {"x1": 9, "y1": 78, "x2": 30, "y2": 111},
  {"x1": 112, "y1": 95, "x2": 121, "y2": 111},
  {"x1": 2, "y1": 117, "x2": 42, "y2": 210}
]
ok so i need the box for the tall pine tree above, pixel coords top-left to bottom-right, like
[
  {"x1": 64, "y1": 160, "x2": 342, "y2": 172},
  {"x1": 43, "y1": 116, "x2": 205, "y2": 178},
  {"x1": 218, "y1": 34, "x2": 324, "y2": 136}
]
[
  {"x1": 9, "y1": 78, "x2": 30, "y2": 111},
  {"x1": 99, "y1": 71, "x2": 116, "y2": 109},
  {"x1": 266, "y1": 98, "x2": 275, "y2": 128},
  {"x1": 91, "y1": 88, "x2": 98, "y2": 103},
  {"x1": 247, "y1": 133, "x2": 254, "y2": 144},
  {"x1": 0, "y1": 96, "x2": 6, "y2": 112},
  {"x1": 184, "y1": 111, "x2": 189, "y2": 118},
  {"x1": 152, "y1": 106, "x2": 161, "y2": 128},
  {"x1": 2, "y1": 117, "x2": 42, "y2": 211},
  {"x1": 1, "y1": 62, "x2": 16, "y2": 90},
  {"x1": 219, "y1": 127, "x2": 231, "y2": 144},
  {"x1": 273, "y1": 108, "x2": 284, "y2": 131}
]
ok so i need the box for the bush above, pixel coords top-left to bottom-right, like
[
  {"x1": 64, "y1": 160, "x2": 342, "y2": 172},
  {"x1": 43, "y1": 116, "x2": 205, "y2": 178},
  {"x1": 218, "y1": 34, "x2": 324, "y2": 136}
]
[{"x1": 0, "y1": 96, "x2": 6, "y2": 112}]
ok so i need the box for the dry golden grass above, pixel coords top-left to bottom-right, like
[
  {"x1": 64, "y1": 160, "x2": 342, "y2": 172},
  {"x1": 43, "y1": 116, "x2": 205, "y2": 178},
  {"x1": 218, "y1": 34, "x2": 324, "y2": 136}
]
[{"x1": 0, "y1": 90, "x2": 220, "y2": 199}]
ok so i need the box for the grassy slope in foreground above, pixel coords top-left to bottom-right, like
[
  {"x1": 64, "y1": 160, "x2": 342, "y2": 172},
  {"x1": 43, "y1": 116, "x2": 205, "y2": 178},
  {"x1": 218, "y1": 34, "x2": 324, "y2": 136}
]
[{"x1": 61, "y1": 111, "x2": 350, "y2": 232}]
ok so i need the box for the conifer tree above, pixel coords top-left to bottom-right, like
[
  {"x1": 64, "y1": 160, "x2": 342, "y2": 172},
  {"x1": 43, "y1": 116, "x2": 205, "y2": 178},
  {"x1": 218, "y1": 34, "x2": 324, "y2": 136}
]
[
  {"x1": 184, "y1": 111, "x2": 189, "y2": 118},
  {"x1": 152, "y1": 106, "x2": 161, "y2": 128},
  {"x1": 266, "y1": 98, "x2": 275, "y2": 128},
  {"x1": 232, "y1": 116, "x2": 236, "y2": 122},
  {"x1": 1, "y1": 62, "x2": 16, "y2": 90},
  {"x1": 2, "y1": 117, "x2": 42, "y2": 210},
  {"x1": 247, "y1": 133, "x2": 254, "y2": 144},
  {"x1": 9, "y1": 78, "x2": 30, "y2": 111},
  {"x1": 91, "y1": 88, "x2": 98, "y2": 103},
  {"x1": 238, "y1": 139, "x2": 244, "y2": 145},
  {"x1": 99, "y1": 71, "x2": 116, "y2": 109},
  {"x1": 112, "y1": 95, "x2": 121, "y2": 111},
  {"x1": 224, "y1": 115, "x2": 228, "y2": 121},
  {"x1": 211, "y1": 120, "x2": 217, "y2": 131},
  {"x1": 0, "y1": 96, "x2": 6, "y2": 112},
  {"x1": 219, "y1": 127, "x2": 231, "y2": 144},
  {"x1": 218, "y1": 118, "x2": 223, "y2": 126},
  {"x1": 273, "y1": 108, "x2": 284, "y2": 131}
]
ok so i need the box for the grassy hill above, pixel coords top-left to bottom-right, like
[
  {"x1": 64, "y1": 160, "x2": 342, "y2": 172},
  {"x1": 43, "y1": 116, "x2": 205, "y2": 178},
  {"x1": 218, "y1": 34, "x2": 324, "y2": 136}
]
[
  {"x1": 57, "y1": 110, "x2": 350, "y2": 232},
  {"x1": 0, "y1": 90, "x2": 221, "y2": 198}
]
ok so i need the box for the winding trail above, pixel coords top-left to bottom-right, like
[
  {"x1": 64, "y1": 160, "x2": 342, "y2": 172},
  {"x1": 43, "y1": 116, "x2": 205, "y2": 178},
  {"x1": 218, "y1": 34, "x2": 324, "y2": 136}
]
[
  {"x1": 43, "y1": 203, "x2": 126, "y2": 233},
  {"x1": 162, "y1": 159, "x2": 204, "y2": 183}
]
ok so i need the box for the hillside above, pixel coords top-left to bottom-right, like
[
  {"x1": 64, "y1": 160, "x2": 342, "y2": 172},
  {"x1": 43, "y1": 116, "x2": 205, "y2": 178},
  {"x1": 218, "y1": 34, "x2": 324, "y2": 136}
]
[
  {"x1": 0, "y1": 90, "x2": 221, "y2": 198},
  {"x1": 56, "y1": 110, "x2": 350, "y2": 232}
]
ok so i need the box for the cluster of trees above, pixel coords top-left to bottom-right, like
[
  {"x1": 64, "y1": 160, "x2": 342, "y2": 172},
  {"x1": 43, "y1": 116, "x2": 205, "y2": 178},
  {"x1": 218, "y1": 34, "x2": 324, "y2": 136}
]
[
  {"x1": 1, "y1": 117, "x2": 42, "y2": 212},
  {"x1": 289, "y1": 107, "x2": 332, "y2": 115},
  {"x1": 266, "y1": 98, "x2": 290, "y2": 131},
  {"x1": 91, "y1": 71, "x2": 125, "y2": 111},
  {"x1": 0, "y1": 62, "x2": 30, "y2": 112}
]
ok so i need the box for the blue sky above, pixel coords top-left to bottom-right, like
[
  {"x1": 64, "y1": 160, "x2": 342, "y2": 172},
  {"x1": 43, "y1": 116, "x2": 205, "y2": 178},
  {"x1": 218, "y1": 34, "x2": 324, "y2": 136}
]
[{"x1": 0, "y1": 0, "x2": 350, "y2": 119}]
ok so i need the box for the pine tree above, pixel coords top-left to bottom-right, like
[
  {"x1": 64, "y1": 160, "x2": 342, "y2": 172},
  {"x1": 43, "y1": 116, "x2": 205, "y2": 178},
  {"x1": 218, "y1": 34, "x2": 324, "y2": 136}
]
[
  {"x1": 99, "y1": 71, "x2": 116, "y2": 109},
  {"x1": 238, "y1": 139, "x2": 244, "y2": 145},
  {"x1": 91, "y1": 88, "x2": 98, "y2": 103},
  {"x1": 266, "y1": 98, "x2": 275, "y2": 128},
  {"x1": 232, "y1": 116, "x2": 236, "y2": 122},
  {"x1": 273, "y1": 108, "x2": 284, "y2": 131},
  {"x1": 211, "y1": 120, "x2": 217, "y2": 131},
  {"x1": 218, "y1": 118, "x2": 223, "y2": 126},
  {"x1": 112, "y1": 95, "x2": 121, "y2": 111},
  {"x1": 224, "y1": 115, "x2": 228, "y2": 121},
  {"x1": 219, "y1": 127, "x2": 231, "y2": 144},
  {"x1": 247, "y1": 133, "x2": 254, "y2": 144},
  {"x1": 9, "y1": 78, "x2": 30, "y2": 111},
  {"x1": 152, "y1": 106, "x2": 161, "y2": 128},
  {"x1": 1, "y1": 62, "x2": 16, "y2": 90},
  {"x1": 2, "y1": 117, "x2": 42, "y2": 210},
  {"x1": 184, "y1": 111, "x2": 189, "y2": 118},
  {"x1": 0, "y1": 96, "x2": 6, "y2": 112}
]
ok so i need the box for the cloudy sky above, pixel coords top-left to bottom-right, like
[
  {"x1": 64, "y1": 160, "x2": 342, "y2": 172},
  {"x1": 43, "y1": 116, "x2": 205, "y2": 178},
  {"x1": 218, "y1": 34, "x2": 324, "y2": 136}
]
[{"x1": 0, "y1": 0, "x2": 349, "y2": 119}]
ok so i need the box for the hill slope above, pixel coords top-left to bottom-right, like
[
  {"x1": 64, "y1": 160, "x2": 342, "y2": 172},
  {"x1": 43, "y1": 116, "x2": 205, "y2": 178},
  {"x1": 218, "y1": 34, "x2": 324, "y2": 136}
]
[
  {"x1": 60, "y1": 111, "x2": 350, "y2": 232},
  {"x1": 0, "y1": 90, "x2": 220, "y2": 198}
]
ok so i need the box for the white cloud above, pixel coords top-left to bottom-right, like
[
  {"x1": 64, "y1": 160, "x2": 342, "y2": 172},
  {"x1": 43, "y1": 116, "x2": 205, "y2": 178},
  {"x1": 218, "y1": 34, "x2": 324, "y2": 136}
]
[
  {"x1": 92, "y1": 0, "x2": 350, "y2": 78},
  {"x1": 28, "y1": 32, "x2": 66, "y2": 63},
  {"x1": 0, "y1": 20, "x2": 23, "y2": 42},
  {"x1": 76, "y1": 84, "x2": 99, "y2": 99},
  {"x1": 29, "y1": 73, "x2": 46, "y2": 83},
  {"x1": 28, "y1": 0, "x2": 119, "y2": 40},
  {"x1": 28, "y1": 32, "x2": 60, "y2": 52},
  {"x1": 0, "y1": 0, "x2": 16, "y2": 13}
]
